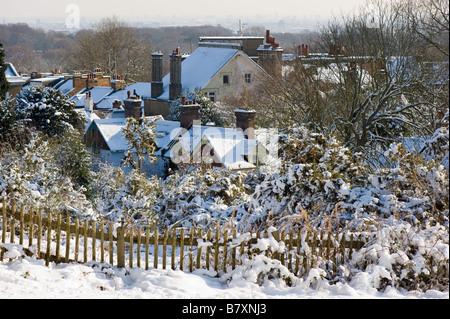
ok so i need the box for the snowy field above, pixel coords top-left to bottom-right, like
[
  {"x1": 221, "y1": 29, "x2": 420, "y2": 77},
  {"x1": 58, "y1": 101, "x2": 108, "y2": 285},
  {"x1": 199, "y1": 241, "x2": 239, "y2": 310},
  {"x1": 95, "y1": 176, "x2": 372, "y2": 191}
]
[{"x1": 0, "y1": 245, "x2": 447, "y2": 300}]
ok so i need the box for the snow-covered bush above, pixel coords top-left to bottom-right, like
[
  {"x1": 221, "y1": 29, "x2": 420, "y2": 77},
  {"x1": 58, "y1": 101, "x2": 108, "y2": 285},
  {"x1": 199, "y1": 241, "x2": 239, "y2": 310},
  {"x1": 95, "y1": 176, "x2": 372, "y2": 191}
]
[
  {"x1": 93, "y1": 164, "x2": 161, "y2": 227},
  {"x1": 421, "y1": 110, "x2": 449, "y2": 169},
  {"x1": 122, "y1": 115, "x2": 160, "y2": 173},
  {"x1": 0, "y1": 133, "x2": 92, "y2": 216},
  {"x1": 221, "y1": 227, "x2": 299, "y2": 287},
  {"x1": 156, "y1": 166, "x2": 250, "y2": 228},
  {"x1": 245, "y1": 124, "x2": 448, "y2": 232},
  {"x1": 248, "y1": 125, "x2": 367, "y2": 228},
  {"x1": 348, "y1": 220, "x2": 449, "y2": 292},
  {"x1": 14, "y1": 86, "x2": 84, "y2": 137},
  {"x1": 367, "y1": 142, "x2": 448, "y2": 224}
]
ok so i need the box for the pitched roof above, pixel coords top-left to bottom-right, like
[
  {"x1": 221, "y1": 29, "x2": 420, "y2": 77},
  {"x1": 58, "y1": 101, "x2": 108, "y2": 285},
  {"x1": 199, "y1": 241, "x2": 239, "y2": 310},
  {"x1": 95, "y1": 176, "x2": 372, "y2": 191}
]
[
  {"x1": 54, "y1": 78, "x2": 74, "y2": 95},
  {"x1": 169, "y1": 124, "x2": 267, "y2": 170},
  {"x1": 88, "y1": 116, "x2": 180, "y2": 153},
  {"x1": 96, "y1": 82, "x2": 149, "y2": 109},
  {"x1": 4, "y1": 62, "x2": 27, "y2": 85},
  {"x1": 69, "y1": 87, "x2": 115, "y2": 107},
  {"x1": 157, "y1": 46, "x2": 240, "y2": 100}
]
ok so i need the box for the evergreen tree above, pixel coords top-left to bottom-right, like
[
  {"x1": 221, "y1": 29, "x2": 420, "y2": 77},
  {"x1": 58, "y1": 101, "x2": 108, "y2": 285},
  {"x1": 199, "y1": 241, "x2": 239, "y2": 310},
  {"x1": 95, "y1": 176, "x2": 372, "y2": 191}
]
[
  {"x1": 0, "y1": 42, "x2": 10, "y2": 100},
  {"x1": 15, "y1": 86, "x2": 84, "y2": 136}
]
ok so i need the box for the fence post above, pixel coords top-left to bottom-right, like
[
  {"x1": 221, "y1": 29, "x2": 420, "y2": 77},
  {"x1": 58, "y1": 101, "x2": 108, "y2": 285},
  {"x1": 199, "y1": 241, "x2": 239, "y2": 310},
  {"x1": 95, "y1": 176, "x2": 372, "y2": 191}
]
[
  {"x1": 171, "y1": 228, "x2": 176, "y2": 270},
  {"x1": 180, "y1": 228, "x2": 184, "y2": 271},
  {"x1": 19, "y1": 206, "x2": 25, "y2": 246},
  {"x1": 65, "y1": 211, "x2": 70, "y2": 263},
  {"x1": 117, "y1": 226, "x2": 125, "y2": 268},
  {"x1": 45, "y1": 212, "x2": 52, "y2": 266},
  {"x1": 10, "y1": 203, "x2": 16, "y2": 244},
  {"x1": 37, "y1": 208, "x2": 42, "y2": 258},
  {"x1": 153, "y1": 225, "x2": 158, "y2": 269},
  {"x1": 108, "y1": 223, "x2": 114, "y2": 265},
  {"x1": 56, "y1": 213, "x2": 61, "y2": 263},
  {"x1": 1, "y1": 198, "x2": 6, "y2": 244},
  {"x1": 1, "y1": 198, "x2": 6, "y2": 262}
]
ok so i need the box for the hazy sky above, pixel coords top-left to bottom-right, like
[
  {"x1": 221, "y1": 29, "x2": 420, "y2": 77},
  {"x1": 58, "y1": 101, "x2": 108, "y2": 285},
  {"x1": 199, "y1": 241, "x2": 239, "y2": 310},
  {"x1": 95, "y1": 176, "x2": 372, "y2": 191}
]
[{"x1": 3, "y1": 0, "x2": 369, "y2": 23}]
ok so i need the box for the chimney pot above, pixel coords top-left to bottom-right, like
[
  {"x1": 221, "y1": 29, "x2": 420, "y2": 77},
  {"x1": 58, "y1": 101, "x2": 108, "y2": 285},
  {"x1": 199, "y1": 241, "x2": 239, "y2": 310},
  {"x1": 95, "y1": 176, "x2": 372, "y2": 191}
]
[{"x1": 181, "y1": 96, "x2": 186, "y2": 105}]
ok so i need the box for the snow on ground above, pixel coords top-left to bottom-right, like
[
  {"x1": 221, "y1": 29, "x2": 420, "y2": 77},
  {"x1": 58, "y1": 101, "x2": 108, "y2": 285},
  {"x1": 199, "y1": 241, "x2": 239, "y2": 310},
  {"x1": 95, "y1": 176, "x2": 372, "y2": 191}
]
[{"x1": 0, "y1": 251, "x2": 447, "y2": 299}]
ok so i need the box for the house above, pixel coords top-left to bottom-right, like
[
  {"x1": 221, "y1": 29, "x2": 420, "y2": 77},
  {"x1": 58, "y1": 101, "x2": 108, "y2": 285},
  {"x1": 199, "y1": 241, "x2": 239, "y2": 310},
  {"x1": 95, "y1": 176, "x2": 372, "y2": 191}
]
[
  {"x1": 84, "y1": 93, "x2": 269, "y2": 176},
  {"x1": 282, "y1": 42, "x2": 386, "y2": 82},
  {"x1": 3, "y1": 62, "x2": 27, "y2": 97},
  {"x1": 51, "y1": 69, "x2": 150, "y2": 118},
  {"x1": 167, "y1": 101, "x2": 269, "y2": 172},
  {"x1": 198, "y1": 35, "x2": 265, "y2": 59},
  {"x1": 84, "y1": 93, "x2": 182, "y2": 177},
  {"x1": 144, "y1": 42, "x2": 270, "y2": 119}
]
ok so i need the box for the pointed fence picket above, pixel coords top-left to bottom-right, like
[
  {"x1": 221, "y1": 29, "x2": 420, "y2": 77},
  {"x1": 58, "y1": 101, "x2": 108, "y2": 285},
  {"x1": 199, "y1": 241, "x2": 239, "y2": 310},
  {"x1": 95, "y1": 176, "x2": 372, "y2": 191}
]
[{"x1": 0, "y1": 199, "x2": 369, "y2": 278}]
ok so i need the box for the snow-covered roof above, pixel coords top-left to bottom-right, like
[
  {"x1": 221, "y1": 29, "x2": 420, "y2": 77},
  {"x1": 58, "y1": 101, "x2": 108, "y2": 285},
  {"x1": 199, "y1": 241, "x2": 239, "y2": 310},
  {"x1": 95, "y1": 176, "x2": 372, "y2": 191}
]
[
  {"x1": 69, "y1": 87, "x2": 115, "y2": 107},
  {"x1": 4, "y1": 62, "x2": 26, "y2": 85},
  {"x1": 157, "y1": 46, "x2": 240, "y2": 100},
  {"x1": 170, "y1": 124, "x2": 267, "y2": 170},
  {"x1": 88, "y1": 116, "x2": 180, "y2": 153},
  {"x1": 76, "y1": 108, "x2": 101, "y2": 132},
  {"x1": 4, "y1": 62, "x2": 20, "y2": 77},
  {"x1": 204, "y1": 136, "x2": 258, "y2": 170},
  {"x1": 91, "y1": 118, "x2": 128, "y2": 152},
  {"x1": 29, "y1": 76, "x2": 64, "y2": 87},
  {"x1": 314, "y1": 63, "x2": 372, "y2": 85},
  {"x1": 174, "y1": 125, "x2": 245, "y2": 155},
  {"x1": 54, "y1": 78, "x2": 74, "y2": 96},
  {"x1": 96, "y1": 82, "x2": 149, "y2": 109}
]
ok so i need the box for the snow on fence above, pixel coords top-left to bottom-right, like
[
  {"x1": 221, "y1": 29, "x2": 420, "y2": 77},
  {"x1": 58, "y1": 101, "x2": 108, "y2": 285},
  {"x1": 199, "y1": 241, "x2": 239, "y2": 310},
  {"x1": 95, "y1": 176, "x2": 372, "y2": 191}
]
[{"x1": 0, "y1": 199, "x2": 369, "y2": 276}]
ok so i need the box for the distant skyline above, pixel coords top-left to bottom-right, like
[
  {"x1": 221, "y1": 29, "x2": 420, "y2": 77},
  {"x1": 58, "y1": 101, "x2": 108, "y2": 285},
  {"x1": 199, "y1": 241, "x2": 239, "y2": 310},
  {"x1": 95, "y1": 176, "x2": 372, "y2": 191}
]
[{"x1": 3, "y1": 0, "x2": 369, "y2": 31}]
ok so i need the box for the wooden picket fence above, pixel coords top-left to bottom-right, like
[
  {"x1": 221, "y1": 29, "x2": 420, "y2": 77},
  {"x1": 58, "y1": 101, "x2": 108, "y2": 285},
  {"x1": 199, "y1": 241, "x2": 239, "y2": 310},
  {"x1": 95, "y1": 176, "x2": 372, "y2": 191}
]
[{"x1": 0, "y1": 200, "x2": 370, "y2": 276}]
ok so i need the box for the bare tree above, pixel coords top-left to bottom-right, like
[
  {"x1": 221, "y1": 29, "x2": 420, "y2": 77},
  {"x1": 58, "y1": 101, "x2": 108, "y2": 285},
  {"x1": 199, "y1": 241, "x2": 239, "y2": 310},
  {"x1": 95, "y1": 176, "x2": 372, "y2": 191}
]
[
  {"x1": 406, "y1": 0, "x2": 449, "y2": 58},
  {"x1": 74, "y1": 16, "x2": 152, "y2": 82},
  {"x1": 248, "y1": 0, "x2": 445, "y2": 167}
]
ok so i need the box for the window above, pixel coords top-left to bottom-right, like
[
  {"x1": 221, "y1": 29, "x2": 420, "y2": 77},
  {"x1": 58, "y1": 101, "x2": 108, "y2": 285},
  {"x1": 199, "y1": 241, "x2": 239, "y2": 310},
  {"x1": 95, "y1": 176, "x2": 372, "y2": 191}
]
[
  {"x1": 208, "y1": 91, "x2": 216, "y2": 102},
  {"x1": 223, "y1": 75, "x2": 229, "y2": 84},
  {"x1": 244, "y1": 73, "x2": 251, "y2": 84}
]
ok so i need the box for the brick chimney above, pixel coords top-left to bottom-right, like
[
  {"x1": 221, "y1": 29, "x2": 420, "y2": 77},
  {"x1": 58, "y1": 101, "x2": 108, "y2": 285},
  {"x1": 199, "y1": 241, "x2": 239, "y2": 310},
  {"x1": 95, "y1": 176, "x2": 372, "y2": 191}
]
[
  {"x1": 235, "y1": 109, "x2": 256, "y2": 139},
  {"x1": 112, "y1": 100, "x2": 122, "y2": 109},
  {"x1": 169, "y1": 47, "x2": 182, "y2": 100},
  {"x1": 123, "y1": 90, "x2": 142, "y2": 120},
  {"x1": 151, "y1": 51, "x2": 164, "y2": 98},
  {"x1": 86, "y1": 73, "x2": 97, "y2": 90},
  {"x1": 111, "y1": 75, "x2": 126, "y2": 91},
  {"x1": 179, "y1": 96, "x2": 200, "y2": 129},
  {"x1": 257, "y1": 30, "x2": 283, "y2": 80}
]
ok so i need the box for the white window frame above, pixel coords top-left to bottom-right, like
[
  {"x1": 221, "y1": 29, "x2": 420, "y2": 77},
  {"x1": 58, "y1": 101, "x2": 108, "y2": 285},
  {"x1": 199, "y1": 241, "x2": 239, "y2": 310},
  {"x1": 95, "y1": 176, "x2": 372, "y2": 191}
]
[{"x1": 207, "y1": 91, "x2": 216, "y2": 102}]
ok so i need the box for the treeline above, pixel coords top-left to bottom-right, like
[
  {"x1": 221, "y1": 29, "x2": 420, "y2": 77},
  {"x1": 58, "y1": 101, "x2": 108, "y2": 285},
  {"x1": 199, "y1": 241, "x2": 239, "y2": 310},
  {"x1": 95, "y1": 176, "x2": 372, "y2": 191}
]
[
  {"x1": 0, "y1": 20, "x2": 316, "y2": 79},
  {"x1": 0, "y1": 22, "x2": 233, "y2": 77}
]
